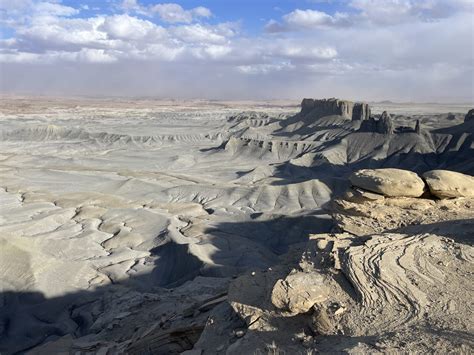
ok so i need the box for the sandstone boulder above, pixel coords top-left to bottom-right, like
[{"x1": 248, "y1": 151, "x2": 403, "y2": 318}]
[
  {"x1": 343, "y1": 187, "x2": 385, "y2": 203},
  {"x1": 422, "y1": 170, "x2": 474, "y2": 199},
  {"x1": 349, "y1": 168, "x2": 426, "y2": 197},
  {"x1": 271, "y1": 271, "x2": 329, "y2": 314}
]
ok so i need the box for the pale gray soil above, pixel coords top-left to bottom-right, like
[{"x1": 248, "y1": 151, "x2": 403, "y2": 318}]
[{"x1": 0, "y1": 97, "x2": 472, "y2": 354}]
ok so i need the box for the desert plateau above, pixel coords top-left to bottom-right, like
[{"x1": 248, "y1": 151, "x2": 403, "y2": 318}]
[
  {"x1": 1, "y1": 0, "x2": 473, "y2": 353},
  {"x1": 0, "y1": 96, "x2": 473, "y2": 354}
]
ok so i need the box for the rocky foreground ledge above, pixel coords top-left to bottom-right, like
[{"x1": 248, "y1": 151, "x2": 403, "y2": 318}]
[
  {"x1": 191, "y1": 168, "x2": 474, "y2": 354},
  {"x1": 13, "y1": 97, "x2": 473, "y2": 354},
  {"x1": 27, "y1": 167, "x2": 474, "y2": 354}
]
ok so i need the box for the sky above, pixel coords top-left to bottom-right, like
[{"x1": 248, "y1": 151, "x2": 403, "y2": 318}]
[{"x1": 0, "y1": 0, "x2": 473, "y2": 102}]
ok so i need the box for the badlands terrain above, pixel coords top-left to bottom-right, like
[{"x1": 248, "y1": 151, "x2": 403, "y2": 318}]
[{"x1": 0, "y1": 96, "x2": 473, "y2": 354}]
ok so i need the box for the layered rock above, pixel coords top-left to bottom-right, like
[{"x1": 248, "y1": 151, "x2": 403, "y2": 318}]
[
  {"x1": 423, "y1": 170, "x2": 474, "y2": 199},
  {"x1": 300, "y1": 98, "x2": 370, "y2": 121},
  {"x1": 349, "y1": 168, "x2": 426, "y2": 197},
  {"x1": 271, "y1": 272, "x2": 329, "y2": 314},
  {"x1": 352, "y1": 102, "x2": 371, "y2": 121},
  {"x1": 377, "y1": 111, "x2": 394, "y2": 134},
  {"x1": 358, "y1": 111, "x2": 394, "y2": 134}
]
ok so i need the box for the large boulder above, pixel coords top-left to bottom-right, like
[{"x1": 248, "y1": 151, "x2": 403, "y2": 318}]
[
  {"x1": 349, "y1": 168, "x2": 426, "y2": 197},
  {"x1": 422, "y1": 170, "x2": 474, "y2": 199},
  {"x1": 271, "y1": 271, "x2": 329, "y2": 314}
]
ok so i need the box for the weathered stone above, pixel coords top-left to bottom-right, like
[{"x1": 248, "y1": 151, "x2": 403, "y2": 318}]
[
  {"x1": 423, "y1": 170, "x2": 474, "y2": 199},
  {"x1": 352, "y1": 102, "x2": 371, "y2": 121},
  {"x1": 376, "y1": 111, "x2": 394, "y2": 134},
  {"x1": 349, "y1": 168, "x2": 426, "y2": 197},
  {"x1": 343, "y1": 187, "x2": 385, "y2": 203},
  {"x1": 271, "y1": 272, "x2": 329, "y2": 314}
]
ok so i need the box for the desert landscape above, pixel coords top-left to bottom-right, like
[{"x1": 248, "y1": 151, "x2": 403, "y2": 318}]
[
  {"x1": 1, "y1": 0, "x2": 473, "y2": 353},
  {"x1": 0, "y1": 96, "x2": 473, "y2": 354}
]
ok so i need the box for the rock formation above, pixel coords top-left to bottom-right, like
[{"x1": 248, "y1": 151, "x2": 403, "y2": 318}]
[
  {"x1": 465, "y1": 108, "x2": 474, "y2": 123},
  {"x1": 423, "y1": 169, "x2": 474, "y2": 198},
  {"x1": 358, "y1": 111, "x2": 394, "y2": 134},
  {"x1": 376, "y1": 111, "x2": 394, "y2": 134},
  {"x1": 349, "y1": 168, "x2": 426, "y2": 197},
  {"x1": 352, "y1": 102, "x2": 371, "y2": 121},
  {"x1": 271, "y1": 272, "x2": 330, "y2": 314},
  {"x1": 415, "y1": 119, "x2": 421, "y2": 134},
  {"x1": 300, "y1": 98, "x2": 370, "y2": 120}
]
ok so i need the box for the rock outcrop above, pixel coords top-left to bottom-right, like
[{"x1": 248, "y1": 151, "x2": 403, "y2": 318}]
[
  {"x1": 271, "y1": 271, "x2": 329, "y2": 314},
  {"x1": 352, "y1": 102, "x2": 371, "y2": 121},
  {"x1": 300, "y1": 98, "x2": 370, "y2": 121},
  {"x1": 349, "y1": 168, "x2": 426, "y2": 197},
  {"x1": 358, "y1": 111, "x2": 394, "y2": 134},
  {"x1": 465, "y1": 108, "x2": 474, "y2": 123},
  {"x1": 415, "y1": 119, "x2": 421, "y2": 134},
  {"x1": 423, "y1": 169, "x2": 474, "y2": 199},
  {"x1": 377, "y1": 111, "x2": 394, "y2": 134}
]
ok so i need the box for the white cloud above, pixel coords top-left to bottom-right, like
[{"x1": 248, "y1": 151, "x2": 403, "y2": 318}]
[
  {"x1": 0, "y1": 0, "x2": 472, "y2": 101},
  {"x1": 151, "y1": 3, "x2": 212, "y2": 23},
  {"x1": 266, "y1": 9, "x2": 350, "y2": 32},
  {"x1": 284, "y1": 9, "x2": 337, "y2": 28},
  {"x1": 350, "y1": 0, "x2": 474, "y2": 24},
  {"x1": 0, "y1": 48, "x2": 117, "y2": 63},
  {"x1": 170, "y1": 23, "x2": 230, "y2": 44},
  {"x1": 237, "y1": 62, "x2": 295, "y2": 75},
  {"x1": 100, "y1": 14, "x2": 165, "y2": 41},
  {"x1": 33, "y1": 1, "x2": 79, "y2": 17},
  {"x1": 120, "y1": 0, "x2": 141, "y2": 12},
  {"x1": 192, "y1": 6, "x2": 212, "y2": 18},
  {"x1": 275, "y1": 45, "x2": 338, "y2": 60},
  {"x1": 191, "y1": 45, "x2": 233, "y2": 60},
  {"x1": 266, "y1": 0, "x2": 474, "y2": 32}
]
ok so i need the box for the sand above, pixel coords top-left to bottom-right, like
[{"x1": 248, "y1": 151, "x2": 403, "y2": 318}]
[{"x1": 0, "y1": 96, "x2": 472, "y2": 354}]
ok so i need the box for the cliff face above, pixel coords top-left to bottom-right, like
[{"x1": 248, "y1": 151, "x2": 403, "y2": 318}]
[
  {"x1": 300, "y1": 98, "x2": 371, "y2": 121},
  {"x1": 358, "y1": 110, "x2": 394, "y2": 134},
  {"x1": 465, "y1": 108, "x2": 474, "y2": 123}
]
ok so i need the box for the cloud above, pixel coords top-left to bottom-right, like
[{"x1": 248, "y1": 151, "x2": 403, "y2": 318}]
[
  {"x1": 350, "y1": 0, "x2": 474, "y2": 24},
  {"x1": 266, "y1": 9, "x2": 351, "y2": 32},
  {"x1": 266, "y1": 0, "x2": 474, "y2": 32},
  {"x1": 170, "y1": 23, "x2": 233, "y2": 44},
  {"x1": 150, "y1": 3, "x2": 211, "y2": 23},
  {"x1": 275, "y1": 45, "x2": 338, "y2": 60},
  {"x1": 0, "y1": 0, "x2": 472, "y2": 101},
  {"x1": 100, "y1": 14, "x2": 166, "y2": 41},
  {"x1": 0, "y1": 1, "x2": 225, "y2": 63},
  {"x1": 237, "y1": 62, "x2": 295, "y2": 75}
]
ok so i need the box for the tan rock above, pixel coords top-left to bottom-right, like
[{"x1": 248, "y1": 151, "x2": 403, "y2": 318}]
[
  {"x1": 271, "y1": 271, "x2": 329, "y2": 314},
  {"x1": 349, "y1": 168, "x2": 426, "y2": 197},
  {"x1": 423, "y1": 170, "x2": 474, "y2": 199},
  {"x1": 343, "y1": 187, "x2": 385, "y2": 203}
]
